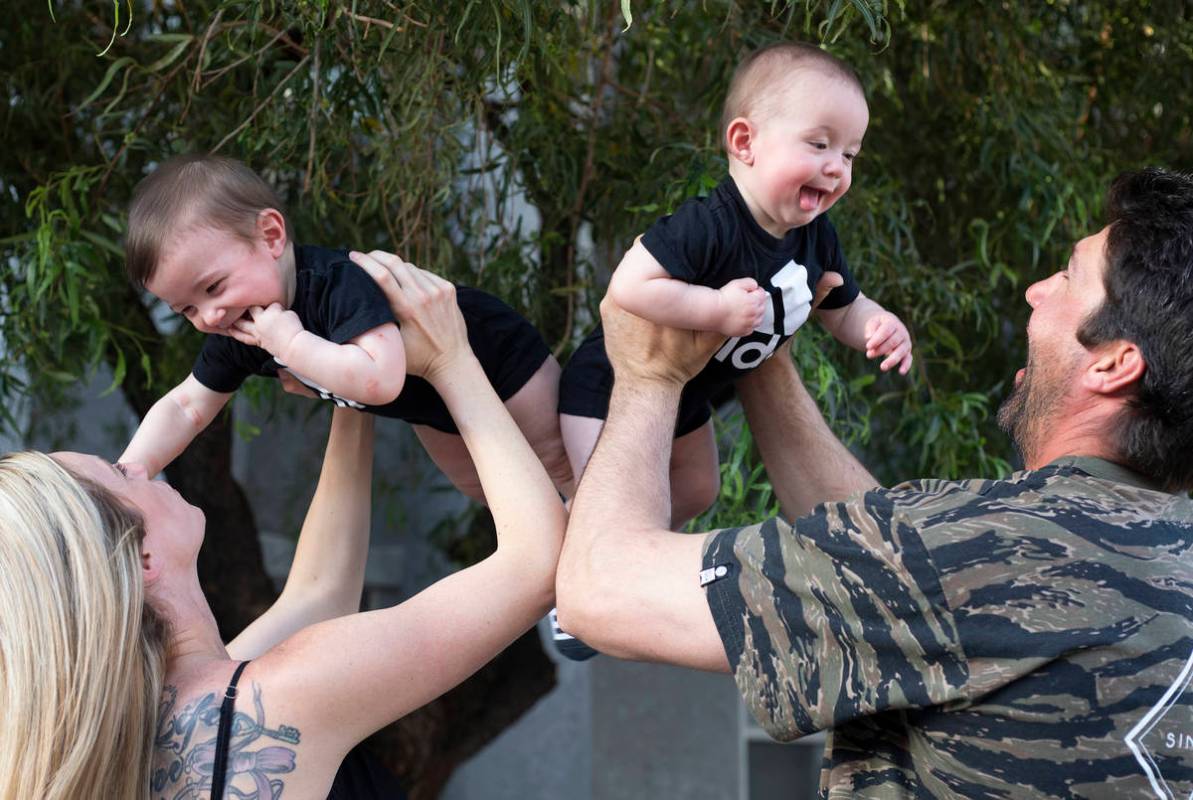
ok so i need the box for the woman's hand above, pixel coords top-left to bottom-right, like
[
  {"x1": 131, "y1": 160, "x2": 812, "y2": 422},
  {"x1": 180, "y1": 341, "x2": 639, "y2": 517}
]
[{"x1": 348, "y1": 250, "x2": 473, "y2": 384}]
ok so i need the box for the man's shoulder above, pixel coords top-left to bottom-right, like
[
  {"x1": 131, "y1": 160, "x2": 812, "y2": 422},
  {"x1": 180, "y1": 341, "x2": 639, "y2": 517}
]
[{"x1": 888, "y1": 458, "x2": 1186, "y2": 514}]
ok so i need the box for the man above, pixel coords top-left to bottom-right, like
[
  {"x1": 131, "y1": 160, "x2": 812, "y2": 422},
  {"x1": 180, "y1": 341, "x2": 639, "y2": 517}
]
[{"x1": 556, "y1": 168, "x2": 1193, "y2": 798}]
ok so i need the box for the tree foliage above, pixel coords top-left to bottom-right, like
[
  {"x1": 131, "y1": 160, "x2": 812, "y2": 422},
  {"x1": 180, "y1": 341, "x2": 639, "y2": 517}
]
[{"x1": 3, "y1": 0, "x2": 1192, "y2": 793}]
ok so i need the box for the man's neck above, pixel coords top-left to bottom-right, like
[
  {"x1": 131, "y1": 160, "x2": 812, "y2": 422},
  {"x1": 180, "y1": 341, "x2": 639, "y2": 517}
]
[{"x1": 1025, "y1": 400, "x2": 1124, "y2": 469}]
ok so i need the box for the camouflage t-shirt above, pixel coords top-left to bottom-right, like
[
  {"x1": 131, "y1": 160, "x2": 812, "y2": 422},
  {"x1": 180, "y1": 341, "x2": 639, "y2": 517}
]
[{"x1": 702, "y1": 456, "x2": 1193, "y2": 798}]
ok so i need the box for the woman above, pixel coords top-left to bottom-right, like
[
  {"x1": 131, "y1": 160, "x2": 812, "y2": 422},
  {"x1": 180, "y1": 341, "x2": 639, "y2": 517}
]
[{"x1": 0, "y1": 253, "x2": 567, "y2": 799}]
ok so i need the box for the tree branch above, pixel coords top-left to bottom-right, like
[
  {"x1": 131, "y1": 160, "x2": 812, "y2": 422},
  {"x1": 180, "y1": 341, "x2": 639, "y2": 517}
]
[{"x1": 212, "y1": 55, "x2": 311, "y2": 154}]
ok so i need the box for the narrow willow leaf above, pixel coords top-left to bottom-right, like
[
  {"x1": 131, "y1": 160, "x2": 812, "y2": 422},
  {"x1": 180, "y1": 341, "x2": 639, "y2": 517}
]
[
  {"x1": 76, "y1": 57, "x2": 135, "y2": 113},
  {"x1": 101, "y1": 347, "x2": 126, "y2": 397},
  {"x1": 147, "y1": 37, "x2": 193, "y2": 72}
]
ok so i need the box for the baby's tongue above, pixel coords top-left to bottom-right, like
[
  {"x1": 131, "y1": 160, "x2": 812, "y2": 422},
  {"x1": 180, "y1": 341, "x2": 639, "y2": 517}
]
[{"x1": 799, "y1": 187, "x2": 821, "y2": 212}]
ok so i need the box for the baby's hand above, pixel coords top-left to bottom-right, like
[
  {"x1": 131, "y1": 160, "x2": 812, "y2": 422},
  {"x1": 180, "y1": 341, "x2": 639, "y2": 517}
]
[
  {"x1": 230, "y1": 304, "x2": 305, "y2": 359},
  {"x1": 863, "y1": 311, "x2": 913, "y2": 375},
  {"x1": 716, "y1": 278, "x2": 768, "y2": 338}
]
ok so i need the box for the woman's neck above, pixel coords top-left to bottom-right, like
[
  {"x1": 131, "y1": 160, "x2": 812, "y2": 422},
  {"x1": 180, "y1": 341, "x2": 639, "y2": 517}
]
[{"x1": 155, "y1": 568, "x2": 230, "y2": 675}]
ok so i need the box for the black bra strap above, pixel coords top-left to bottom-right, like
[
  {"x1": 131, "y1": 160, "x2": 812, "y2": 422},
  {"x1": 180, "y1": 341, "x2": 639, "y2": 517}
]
[{"x1": 210, "y1": 660, "x2": 251, "y2": 799}]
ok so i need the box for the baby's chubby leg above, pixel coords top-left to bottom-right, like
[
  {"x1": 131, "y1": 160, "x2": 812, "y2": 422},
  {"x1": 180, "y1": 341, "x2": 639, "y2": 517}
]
[
  {"x1": 415, "y1": 356, "x2": 574, "y2": 504},
  {"x1": 560, "y1": 414, "x2": 719, "y2": 530},
  {"x1": 668, "y1": 420, "x2": 720, "y2": 529}
]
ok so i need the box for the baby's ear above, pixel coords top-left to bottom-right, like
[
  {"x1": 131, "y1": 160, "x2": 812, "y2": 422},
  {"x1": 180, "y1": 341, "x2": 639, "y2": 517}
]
[
  {"x1": 258, "y1": 208, "x2": 288, "y2": 257},
  {"x1": 725, "y1": 118, "x2": 755, "y2": 165}
]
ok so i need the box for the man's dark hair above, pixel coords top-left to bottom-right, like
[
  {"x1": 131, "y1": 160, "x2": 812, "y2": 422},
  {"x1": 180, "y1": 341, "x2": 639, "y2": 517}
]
[
  {"x1": 125, "y1": 153, "x2": 290, "y2": 288},
  {"x1": 1078, "y1": 167, "x2": 1193, "y2": 491}
]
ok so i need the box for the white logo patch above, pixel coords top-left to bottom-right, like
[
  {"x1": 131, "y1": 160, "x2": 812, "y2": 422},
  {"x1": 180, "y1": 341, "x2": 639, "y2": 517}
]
[
  {"x1": 1126, "y1": 649, "x2": 1193, "y2": 799},
  {"x1": 714, "y1": 260, "x2": 813, "y2": 370}
]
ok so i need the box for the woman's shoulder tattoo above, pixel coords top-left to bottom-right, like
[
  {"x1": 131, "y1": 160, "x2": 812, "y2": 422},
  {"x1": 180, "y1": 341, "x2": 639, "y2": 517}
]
[{"x1": 152, "y1": 681, "x2": 301, "y2": 799}]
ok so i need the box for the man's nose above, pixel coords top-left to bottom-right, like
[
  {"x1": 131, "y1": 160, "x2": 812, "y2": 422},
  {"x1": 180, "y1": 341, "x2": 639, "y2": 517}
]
[{"x1": 1025, "y1": 277, "x2": 1050, "y2": 308}]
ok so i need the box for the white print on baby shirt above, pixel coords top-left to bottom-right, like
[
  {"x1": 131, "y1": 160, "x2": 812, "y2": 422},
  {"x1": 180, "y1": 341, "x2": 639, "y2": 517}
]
[
  {"x1": 274, "y1": 361, "x2": 367, "y2": 410},
  {"x1": 713, "y1": 260, "x2": 812, "y2": 371},
  {"x1": 1125, "y1": 648, "x2": 1193, "y2": 799}
]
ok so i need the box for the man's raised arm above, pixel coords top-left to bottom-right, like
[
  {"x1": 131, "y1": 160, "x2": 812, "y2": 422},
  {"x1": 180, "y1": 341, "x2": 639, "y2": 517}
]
[
  {"x1": 555, "y1": 301, "x2": 731, "y2": 672},
  {"x1": 736, "y1": 352, "x2": 878, "y2": 520}
]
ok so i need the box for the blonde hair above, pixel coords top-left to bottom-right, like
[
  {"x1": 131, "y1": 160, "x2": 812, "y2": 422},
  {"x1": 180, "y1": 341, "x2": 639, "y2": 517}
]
[
  {"x1": 720, "y1": 42, "x2": 864, "y2": 148},
  {"x1": 0, "y1": 452, "x2": 169, "y2": 800}
]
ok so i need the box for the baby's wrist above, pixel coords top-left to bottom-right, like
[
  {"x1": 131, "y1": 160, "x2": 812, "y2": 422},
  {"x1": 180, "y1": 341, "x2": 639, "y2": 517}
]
[{"x1": 277, "y1": 329, "x2": 308, "y2": 365}]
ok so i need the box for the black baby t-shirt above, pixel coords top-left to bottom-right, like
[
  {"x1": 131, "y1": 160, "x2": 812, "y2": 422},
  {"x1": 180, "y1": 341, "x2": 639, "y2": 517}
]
[
  {"x1": 639, "y1": 175, "x2": 859, "y2": 384},
  {"x1": 192, "y1": 244, "x2": 549, "y2": 433}
]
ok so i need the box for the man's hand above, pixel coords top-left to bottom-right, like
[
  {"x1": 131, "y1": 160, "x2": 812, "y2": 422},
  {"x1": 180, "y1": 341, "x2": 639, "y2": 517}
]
[
  {"x1": 863, "y1": 311, "x2": 913, "y2": 375},
  {"x1": 600, "y1": 296, "x2": 725, "y2": 387},
  {"x1": 348, "y1": 249, "x2": 471, "y2": 383},
  {"x1": 230, "y1": 303, "x2": 305, "y2": 359},
  {"x1": 715, "y1": 277, "x2": 768, "y2": 337},
  {"x1": 812, "y1": 271, "x2": 844, "y2": 310}
]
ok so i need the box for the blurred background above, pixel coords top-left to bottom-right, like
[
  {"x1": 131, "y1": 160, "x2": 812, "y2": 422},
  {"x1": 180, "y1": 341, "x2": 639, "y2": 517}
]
[{"x1": 3, "y1": 1, "x2": 1191, "y2": 797}]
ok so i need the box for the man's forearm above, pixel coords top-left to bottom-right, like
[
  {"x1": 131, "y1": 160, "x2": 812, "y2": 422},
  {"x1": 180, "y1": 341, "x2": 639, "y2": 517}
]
[
  {"x1": 737, "y1": 353, "x2": 878, "y2": 518},
  {"x1": 558, "y1": 379, "x2": 679, "y2": 615}
]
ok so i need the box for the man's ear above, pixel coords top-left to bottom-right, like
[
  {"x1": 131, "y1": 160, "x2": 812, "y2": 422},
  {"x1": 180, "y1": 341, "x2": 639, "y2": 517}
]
[
  {"x1": 725, "y1": 117, "x2": 756, "y2": 166},
  {"x1": 1083, "y1": 340, "x2": 1145, "y2": 395},
  {"x1": 257, "y1": 208, "x2": 288, "y2": 258}
]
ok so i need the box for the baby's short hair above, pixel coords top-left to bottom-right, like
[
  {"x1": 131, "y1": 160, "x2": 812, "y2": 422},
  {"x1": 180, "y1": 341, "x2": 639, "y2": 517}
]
[
  {"x1": 125, "y1": 153, "x2": 290, "y2": 288},
  {"x1": 720, "y1": 42, "x2": 863, "y2": 144}
]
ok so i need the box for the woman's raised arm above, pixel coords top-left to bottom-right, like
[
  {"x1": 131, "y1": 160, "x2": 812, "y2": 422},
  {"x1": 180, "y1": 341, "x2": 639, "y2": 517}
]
[
  {"x1": 257, "y1": 252, "x2": 566, "y2": 752},
  {"x1": 226, "y1": 408, "x2": 374, "y2": 659}
]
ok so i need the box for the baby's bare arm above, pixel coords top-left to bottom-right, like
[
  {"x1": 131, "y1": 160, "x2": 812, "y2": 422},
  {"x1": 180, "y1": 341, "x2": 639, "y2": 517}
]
[
  {"x1": 278, "y1": 323, "x2": 407, "y2": 406},
  {"x1": 608, "y1": 239, "x2": 763, "y2": 335},
  {"x1": 818, "y1": 293, "x2": 913, "y2": 375},
  {"x1": 817, "y1": 292, "x2": 881, "y2": 350},
  {"x1": 120, "y1": 374, "x2": 231, "y2": 475},
  {"x1": 233, "y1": 304, "x2": 408, "y2": 407}
]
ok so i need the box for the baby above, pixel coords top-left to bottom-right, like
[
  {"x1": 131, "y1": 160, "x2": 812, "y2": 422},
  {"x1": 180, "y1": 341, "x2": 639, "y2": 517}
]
[
  {"x1": 560, "y1": 42, "x2": 910, "y2": 533},
  {"x1": 552, "y1": 41, "x2": 910, "y2": 660},
  {"x1": 120, "y1": 154, "x2": 573, "y2": 502}
]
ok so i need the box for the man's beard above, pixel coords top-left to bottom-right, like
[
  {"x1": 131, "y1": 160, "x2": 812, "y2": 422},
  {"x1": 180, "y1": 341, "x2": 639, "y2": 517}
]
[{"x1": 996, "y1": 345, "x2": 1075, "y2": 465}]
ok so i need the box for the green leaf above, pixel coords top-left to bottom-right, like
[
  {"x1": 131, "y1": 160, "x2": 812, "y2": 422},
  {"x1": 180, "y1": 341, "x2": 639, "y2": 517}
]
[
  {"x1": 101, "y1": 348, "x2": 126, "y2": 397},
  {"x1": 146, "y1": 36, "x2": 194, "y2": 73},
  {"x1": 620, "y1": 0, "x2": 633, "y2": 31},
  {"x1": 76, "y1": 56, "x2": 135, "y2": 113}
]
